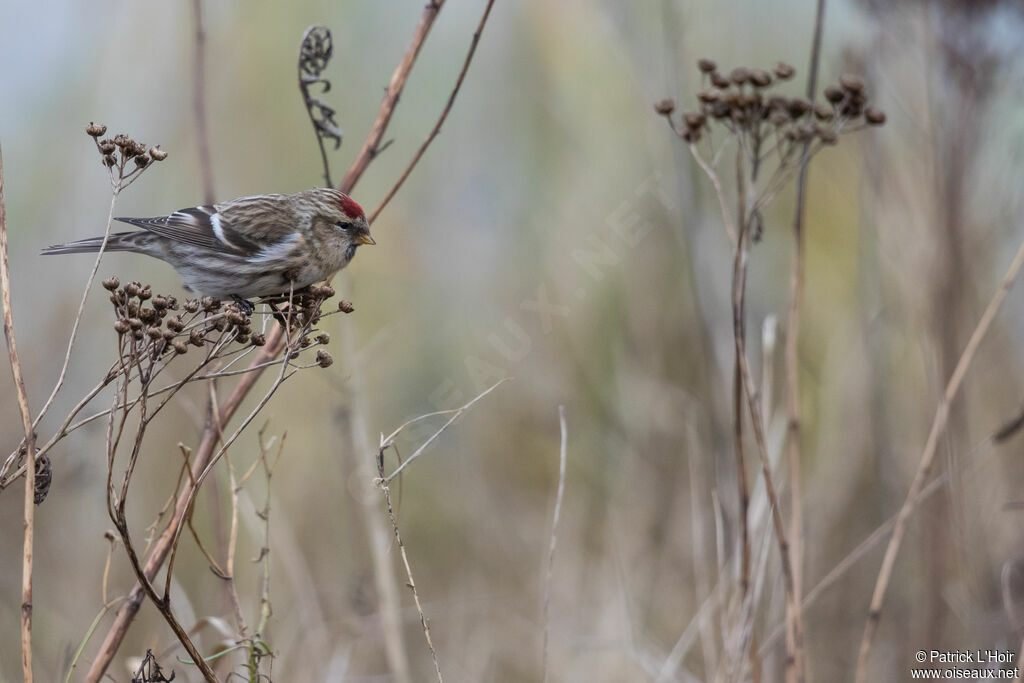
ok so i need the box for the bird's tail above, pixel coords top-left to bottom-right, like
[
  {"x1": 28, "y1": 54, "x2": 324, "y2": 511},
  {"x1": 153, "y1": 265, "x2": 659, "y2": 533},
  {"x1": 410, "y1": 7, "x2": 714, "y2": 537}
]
[{"x1": 40, "y1": 231, "x2": 144, "y2": 256}]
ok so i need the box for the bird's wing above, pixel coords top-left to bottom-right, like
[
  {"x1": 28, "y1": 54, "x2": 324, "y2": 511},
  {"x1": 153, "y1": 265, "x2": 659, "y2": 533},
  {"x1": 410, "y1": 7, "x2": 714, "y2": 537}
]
[{"x1": 115, "y1": 195, "x2": 299, "y2": 258}]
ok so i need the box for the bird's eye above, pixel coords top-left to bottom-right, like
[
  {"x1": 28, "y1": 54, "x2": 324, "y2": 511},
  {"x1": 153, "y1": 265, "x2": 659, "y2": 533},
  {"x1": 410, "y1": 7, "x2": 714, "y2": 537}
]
[{"x1": 335, "y1": 221, "x2": 352, "y2": 231}]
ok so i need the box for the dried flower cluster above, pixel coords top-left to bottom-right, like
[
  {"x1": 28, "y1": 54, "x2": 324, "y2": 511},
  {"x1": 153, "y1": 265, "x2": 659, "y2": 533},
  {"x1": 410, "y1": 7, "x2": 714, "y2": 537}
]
[
  {"x1": 105, "y1": 277, "x2": 348, "y2": 369},
  {"x1": 86, "y1": 122, "x2": 167, "y2": 187},
  {"x1": 655, "y1": 59, "x2": 885, "y2": 152}
]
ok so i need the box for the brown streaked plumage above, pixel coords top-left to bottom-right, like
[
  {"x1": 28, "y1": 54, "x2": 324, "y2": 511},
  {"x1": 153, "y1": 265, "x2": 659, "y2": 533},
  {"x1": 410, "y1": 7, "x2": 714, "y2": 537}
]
[{"x1": 41, "y1": 188, "x2": 374, "y2": 300}]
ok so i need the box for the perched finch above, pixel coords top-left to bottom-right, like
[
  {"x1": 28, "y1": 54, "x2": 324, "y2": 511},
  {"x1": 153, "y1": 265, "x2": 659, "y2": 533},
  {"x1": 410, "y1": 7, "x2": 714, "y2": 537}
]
[{"x1": 42, "y1": 188, "x2": 374, "y2": 305}]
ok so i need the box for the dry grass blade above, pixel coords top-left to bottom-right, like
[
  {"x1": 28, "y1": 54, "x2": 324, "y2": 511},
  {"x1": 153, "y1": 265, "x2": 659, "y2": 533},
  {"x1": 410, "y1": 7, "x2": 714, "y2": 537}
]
[
  {"x1": 855, "y1": 233, "x2": 1024, "y2": 683},
  {"x1": 0, "y1": 143, "x2": 38, "y2": 682},
  {"x1": 541, "y1": 405, "x2": 568, "y2": 683}
]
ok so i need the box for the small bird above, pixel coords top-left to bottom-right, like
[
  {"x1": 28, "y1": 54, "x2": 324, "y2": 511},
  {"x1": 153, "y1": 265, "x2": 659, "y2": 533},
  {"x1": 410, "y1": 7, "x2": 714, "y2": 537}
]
[{"x1": 42, "y1": 187, "x2": 375, "y2": 307}]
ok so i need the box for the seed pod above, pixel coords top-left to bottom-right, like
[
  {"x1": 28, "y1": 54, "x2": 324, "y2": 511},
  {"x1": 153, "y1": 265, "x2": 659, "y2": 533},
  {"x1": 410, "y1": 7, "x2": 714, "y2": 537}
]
[
  {"x1": 113, "y1": 134, "x2": 131, "y2": 148},
  {"x1": 173, "y1": 341, "x2": 189, "y2": 354},
  {"x1": 654, "y1": 99, "x2": 676, "y2": 116},
  {"x1": 814, "y1": 103, "x2": 834, "y2": 121},
  {"x1": 184, "y1": 299, "x2": 200, "y2": 313},
  {"x1": 698, "y1": 89, "x2": 721, "y2": 104},
  {"x1": 147, "y1": 326, "x2": 163, "y2": 340},
  {"x1": 750, "y1": 69, "x2": 772, "y2": 88},
  {"x1": 729, "y1": 67, "x2": 751, "y2": 85},
  {"x1": 251, "y1": 333, "x2": 267, "y2": 347},
  {"x1": 773, "y1": 62, "x2": 795, "y2": 80},
  {"x1": 864, "y1": 107, "x2": 886, "y2": 125},
  {"x1": 815, "y1": 124, "x2": 838, "y2": 144},
  {"x1": 162, "y1": 329, "x2": 177, "y2": 341},
  {"x1": 189, "y1": 329, "x2": 205, "y2": 346},
  {"x1": 697, "y1": 58, "x2": 717, "y2": 73},
  {"x1": 138, "y1": 285, "x2": 152, "y2": 301},
  {"x1": 102, "y1": 154, "x2": 117, "y2": 167},
  {"x1": 839, "y1": 73, "x2": 864, "y2": 93},
  {"x1": 824, "y1": 86, "x2": 844, "y2": 104},
  {"x1": 102, "y1": 276, "x2": 120, "y2": 291},
  {"x1": 152, "y1": 295, "x2": 168, "y2": 310},
  {"x1": 135, "y1": 156, "x2": 150, "y2": 169},
  {"x1": 149, "y1": 146, "x2": 168, "y2": 161},
  {"x1": 315, "y1": 333, "x2": 331, "y2": 345},
  {"x1": 166, "y1": 316, "x2": 184, "y2": 332},
  {"x1": 86, "y1": 122, "x2": 107, "y2": 137},
  {"x1": 114, "y1": 320, "x2": 130, "y2": 335},
  {"x1": 338, "y1": 300, "x2": 355, "y2": 314},
  {"x1": 787, "y1": 98, "x2": 812, "y2": 117},
  {"x1": 683, "y1": 112, "x2": 707, "y2": 129},
  {"x1": 316, "y1": 350, "x2": 334, "y2": 368},
  {"x1": 128, "y1": 317, "x2": 143, "y2": 330},
  {"x1": 711, "y1": 72, "x2": 730, "y2": 89}
]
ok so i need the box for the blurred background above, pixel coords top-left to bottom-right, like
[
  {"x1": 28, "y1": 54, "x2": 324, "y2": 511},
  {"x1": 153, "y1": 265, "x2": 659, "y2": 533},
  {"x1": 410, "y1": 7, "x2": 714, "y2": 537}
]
[{"x1": 3, "y1": 0, "x2": 1024, "y2": 680}]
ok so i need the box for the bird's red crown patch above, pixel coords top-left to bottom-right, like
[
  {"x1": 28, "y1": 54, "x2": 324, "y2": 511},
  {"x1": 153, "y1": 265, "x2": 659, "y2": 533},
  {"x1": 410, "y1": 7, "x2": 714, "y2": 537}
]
[{"x1": 339, "y1": 195, "x2": 365, "y2": 220}]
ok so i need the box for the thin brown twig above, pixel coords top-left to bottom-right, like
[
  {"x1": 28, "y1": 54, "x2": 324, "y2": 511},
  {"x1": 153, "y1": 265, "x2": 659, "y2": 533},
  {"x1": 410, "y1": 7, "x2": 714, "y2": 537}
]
[
  {"x1": 338, "y1": 0, "x2": 447, "y2": 193},
  {"x1": 192, "y1": 0, "x2": 216, "y2": 205},
  {"x1": 0, "y1": 143, "x2": 37, "y2": 683},
  {"x1": 369, "y1": 0, "x2": 496, "y2": 224},
  {"x1": 783, "y1": 1, "x2": 825, "y2": 677},
  {"x1": 541, "y1": 406, "x2": 568, "y2": 683},
  {"x1": 854, "y1": 234, "x2": 1024, "y2": 682}
]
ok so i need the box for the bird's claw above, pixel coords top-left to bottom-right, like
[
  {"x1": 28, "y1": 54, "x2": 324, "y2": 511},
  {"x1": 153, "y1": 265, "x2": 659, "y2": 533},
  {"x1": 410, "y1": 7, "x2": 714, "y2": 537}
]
[{"x1": 230, "y1": 295, "x2": 255, "y2": 316}]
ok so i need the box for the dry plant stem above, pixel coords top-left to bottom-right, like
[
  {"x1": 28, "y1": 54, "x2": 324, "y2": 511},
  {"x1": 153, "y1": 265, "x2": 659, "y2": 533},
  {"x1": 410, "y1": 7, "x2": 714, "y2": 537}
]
[
  {"x1": 370, "y1": 0, "x2": 496, "y2": 223},
  {"x1": 854, "y1": 234, "x2": 1024, "y2": 683},
  {"x1": 377, "y1": 464, "x2": 443, "y2": 683},
  {"x1": 732, "y1": 152, "x2": 803, "y2": 683},
  {"x1": 29, "y1": 190, "x2": 119, "y2": 436},
  {"x1": 784, "y1": 0, "x2": 826, "y2": 650},
  {"x1": 541, "y1": 406, "x2": 568, "y2": 683},
  {"x1": 687, "y1": 144, "x2": 737, "y2": 248},
  {"x1": 339, "y1": 0, "x2": 446, "y2": 193},
  {"x1": 0, "y1": 145, "x2": 36, "y2": 683},
  {"x1": 192, "y1": 0, "x2": 215, "y2": 205}
]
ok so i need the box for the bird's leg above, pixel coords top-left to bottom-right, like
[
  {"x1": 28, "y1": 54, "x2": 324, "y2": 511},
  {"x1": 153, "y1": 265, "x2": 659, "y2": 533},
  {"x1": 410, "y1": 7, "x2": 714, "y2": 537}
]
[{"x1": 230, "y1": 294, "x2": 255, "y2": 316}]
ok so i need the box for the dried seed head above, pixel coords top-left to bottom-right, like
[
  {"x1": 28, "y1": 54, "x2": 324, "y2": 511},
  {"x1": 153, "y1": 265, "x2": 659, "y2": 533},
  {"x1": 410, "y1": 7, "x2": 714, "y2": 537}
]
[
  {"x1": 750, "y1": 69, "x2": 772, "y2": 88},
  {"x1": 864, "y1": 107, "x2": 886, "y2": 125},
  {"x1": 315, "y1": 332, "x2": 331, "y2": 345},
  {"x1": 102, "y1": 154, "x2": 117, "y2": 167},
  {"x1": 162, "y1": 329, "x2": 177, "y2": 341},
  {"x1": 113, "y1": 320, "x2": 130, "y2": 335},
  {"x1": 711, "y1": 72, "x2": 730, "y2": 89},
  {"x1": 133, "y1": 329, "x2": 145, "y2": 341},
  {"x1": 152, "y1": 295, "x2": 168, "y2": 310},
  {"x1": 698, "y1": 89, "x2": 722, "y2": 104},
  {"x1": 98, "y1": 139, "x2": 116, "y2": 154},
  {"x1": 710, "y1": 101, "x2": 731, "y2": 119},
  {"x1": 147, "y1": 326, "x2": 163, "y2": 340},
  {"x1": 839, "y1": 73, "x2": 864, "y2": 93},
  {"x1": 189, "y1": 329, "x2": 205, "y2": 346},
  {"x1": 729, "y1": 67, "x2": 751, "y2": 85},
  {"x1": 824, "y1": 86, "x2": 844, "y2": 104},
  {"x1": 173, "y1": 341, "x2": 189, "y2": 354},
  {"x1": 134, "y1": 156, "x2": 150, "y2": 169},
  {"x1": 149, "y1": 146, "x2": 168, "y2": 161},
  {"x1": 139, "y1": 308, "x2": 156, "y2": 323},
  {"x1": 125, "y1": 282, "x2": 140, "y2": 297},
  {"x1": 682, "y1": 127, "x2": 702, "y2": 143},
  {"x1": 113, "y1": 134, "x2": 131, "y2": 148},
  {"x1": 683, "y1": 112, "x2": 707, "y2": 129},
  {"x1": 316, "y1": 350, "x2": 334, "y2": 368},
  {"x1": 201, "y1": 296, "x2": 219, "y2": 312},
  {"x1": 815, "y1": 124, "x2": 838, "y2": 144},
  {"x1": 102, "y1": 276, "x2": 120, "y2": 291},
  {"x1": 86, "y1": 122, "x2": 107, "y2": 137},
  {"x1": 697, "y1": 58, "x2": 717, "y2": 74},
  {"x1": 251, "y1": 333, "x2": 267, "y2": 347},
  {"x1": 787, "y1": 98, "x2": 812, "y2": 117},
  {"x1": 166, "y1": 316, "x2": 184, "y2": 332},
  {"x1": 138, "y1": 285, "x2": 152, "y2": 301},
  {"x1": 654, "y1": 99, "x2": 676, "y2": 116},
  {"x1": 338, "y1": 300, "x2": 355, "y2": 314},
  {"x1": 773, "y1": 62, "x2": 795, "y2": 80},
  {"x1": 128, "y1": 317, "x2": 143, "y2": 330},
  {"x1": 813, "y1": 103, "x2": 834, "y2": 121},
  {"x1": 184, "y1": 299, "x2": 200, "y2": 313},
  {"x1": 769, "y1": 109, "x2": 790, "y2": 127}
]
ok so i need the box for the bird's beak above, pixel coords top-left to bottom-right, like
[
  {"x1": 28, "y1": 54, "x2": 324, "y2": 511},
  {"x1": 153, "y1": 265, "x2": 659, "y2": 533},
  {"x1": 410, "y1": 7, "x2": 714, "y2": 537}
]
[{"x1": 356, "y1": 233, "x2": 376, "y2": 246}]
